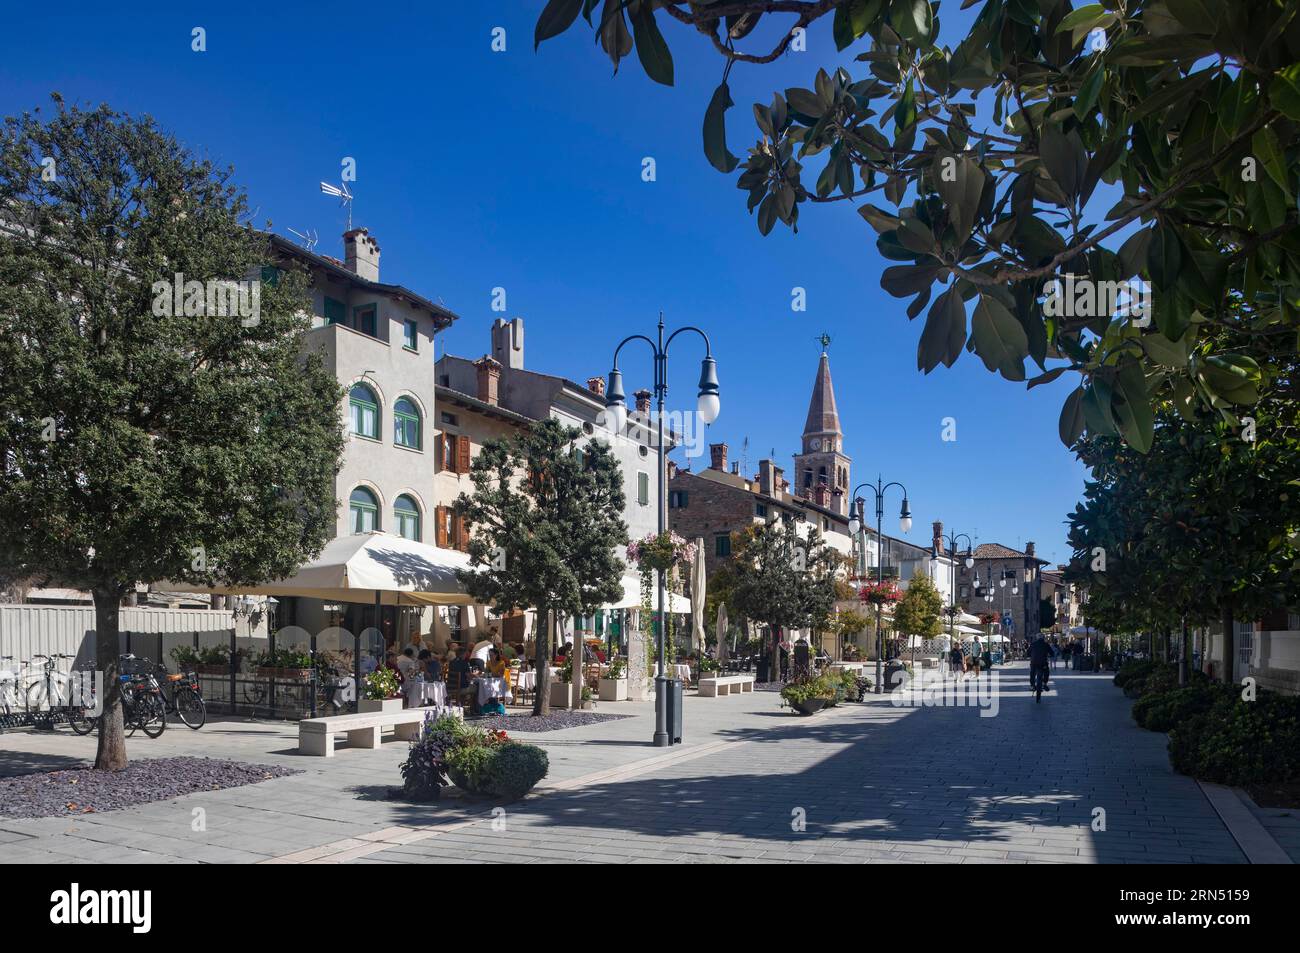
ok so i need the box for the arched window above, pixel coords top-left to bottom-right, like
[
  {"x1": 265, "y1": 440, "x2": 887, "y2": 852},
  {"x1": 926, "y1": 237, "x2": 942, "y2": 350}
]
[
  {"x1": 349, "y1": 384, "x2": 379, "y2": 439},
  {"x1": 394, "y1": 397, "x2": 421, "y2": 450},
  {"x1": 394, "y1": 494, "x2": 421, "y2": 541},
  {"x1": 349, "y1": 487, "x2": 379, "y2": 533}
]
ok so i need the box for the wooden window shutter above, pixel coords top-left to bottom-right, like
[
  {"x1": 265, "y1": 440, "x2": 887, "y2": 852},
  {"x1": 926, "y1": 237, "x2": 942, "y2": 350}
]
[
  {"x1": 455, "y1": 514, "x2": 468, "y2": 552},
  {"x1": 435, "y1": 433, "x2": 444, "y2": 470},
  {"x1": 456, "y1": 434, "x2": 471, "y2": 474},
  {"x1": 435, "y1": 506, "x2": 449, "y2": 547}
]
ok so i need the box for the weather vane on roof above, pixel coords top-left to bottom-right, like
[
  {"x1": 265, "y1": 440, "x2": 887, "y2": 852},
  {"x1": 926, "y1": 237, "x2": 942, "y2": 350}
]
[{"x1": 817, "y1": 333, "x2": 832, "y2": 351}]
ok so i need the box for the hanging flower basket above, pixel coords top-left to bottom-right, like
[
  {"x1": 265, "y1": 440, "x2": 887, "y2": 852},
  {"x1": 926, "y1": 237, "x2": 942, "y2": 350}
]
[
  {"x1": 627, "y1": 531, "x2": 696, "y2": 574},
  {"x1": 628, "y1": 532, "x2": 696, "y2": 669},
  {"x1": 859, "y1": 580, "x2": 902, "y2": 607}
]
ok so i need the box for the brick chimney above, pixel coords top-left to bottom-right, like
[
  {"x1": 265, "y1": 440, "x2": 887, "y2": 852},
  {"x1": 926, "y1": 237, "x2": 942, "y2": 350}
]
[
  {"x1": 474, "y1": 355, "x2": 502, "y2": 406},
  {"x1": 709, "y1": 442, "x2": 728, "y2": 471},
  {"x1": 667, "y1": 460, "x2": 678, "y2": 480},
  {"x1": 731, "y1": 462, "x2": 740, "y2": 475},
  {"x1": 634, "y1": 389, "x2": 652, "y2": 415},
  {"x1": 814, "y1": 484, "x2": 829, "y2": 507},
  {"x1": 1026, "y1": 541, "x2": 1036, "y2": 558},
  {"x1": 343, "y1": 228, "x2": 380, "y2": 282},
  {"x1": 586, "y1": 376, "x2": 605, "y2": 397},
  {"x1": 491, "y1": 317, "x2": 524, "y2": 370},
  {"x1": 758, "y1": 460, "x2": 786, "y2": 497},
  {"x1": 933, "y1": 520, "x2": 944, "y2": 553}
]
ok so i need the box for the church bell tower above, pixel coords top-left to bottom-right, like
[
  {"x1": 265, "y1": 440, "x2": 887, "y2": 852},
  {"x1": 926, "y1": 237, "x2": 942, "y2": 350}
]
[{"x1": 793, "y1": 340, "x2": 851, "y2": 517}]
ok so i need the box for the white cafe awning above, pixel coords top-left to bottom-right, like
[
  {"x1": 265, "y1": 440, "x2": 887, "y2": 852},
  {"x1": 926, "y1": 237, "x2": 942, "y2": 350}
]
[{"x1": 159, "y1": 532, "x2": 477, "y2": 606}]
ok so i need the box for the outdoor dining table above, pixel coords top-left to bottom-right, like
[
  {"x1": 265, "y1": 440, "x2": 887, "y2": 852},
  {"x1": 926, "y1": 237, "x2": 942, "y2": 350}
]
[
  {"x1": 474, "y1": 675, "x2": 512, "y2": 705},
  {"x1": 405, "y1": 679, "x2": 446, "y2": 708}
]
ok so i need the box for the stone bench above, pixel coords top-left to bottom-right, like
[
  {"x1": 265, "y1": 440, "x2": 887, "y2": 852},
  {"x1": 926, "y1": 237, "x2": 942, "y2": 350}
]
[
  {"x1": 698, "y1": 675, "x2": 756, "y2": 697},
  {"x1": 298, "y1": 709, "x2": 427, "y2": 757}
]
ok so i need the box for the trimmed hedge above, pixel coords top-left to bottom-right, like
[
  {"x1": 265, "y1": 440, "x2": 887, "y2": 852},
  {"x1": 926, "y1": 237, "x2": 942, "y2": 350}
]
[
  {"x1": 1123, "y1": 665, "x2": 1300, "y2": 786},
  {"x1": 1113, "y1": 660, "x2": 1157, "y2": 690},
  {"x1": 1167, "y1": 692, "x2": 1300, "y2": 787},
  {"x1": 1132, "y1": 683, "x2": 1227, "y2": 733}
]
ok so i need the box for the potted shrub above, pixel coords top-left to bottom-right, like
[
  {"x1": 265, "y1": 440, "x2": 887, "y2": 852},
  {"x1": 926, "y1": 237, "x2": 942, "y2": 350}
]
[
  {"x1": 360, "y1": 666, "x2": 403, "y2": 713},
  {"x1": 192, "y1": 645, "x2": 232, "y2": 676},
  {"x1": 442, "y1": 726, "x2": 550, "y2": 799},
  {"x1": 598, "y1": 657, "x2": 628, "y2": 701},
  {"x1": 781, "y1": 678, "x2": 828, "y2": 716},
  {"x1": 170, "y1": 645, "x2": 200, "y2": 671}
]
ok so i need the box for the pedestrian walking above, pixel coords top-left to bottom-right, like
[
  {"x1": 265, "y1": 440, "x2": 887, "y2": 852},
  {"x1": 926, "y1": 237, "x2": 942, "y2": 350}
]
[{"x1": 950, "y1": 642, "x2": 964, "y2": 681}]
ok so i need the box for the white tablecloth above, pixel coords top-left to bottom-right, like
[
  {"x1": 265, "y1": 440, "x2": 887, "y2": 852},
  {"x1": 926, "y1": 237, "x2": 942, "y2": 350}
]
[
  {"x1": 515, "y1": 670, "x2": 536, "y2": 692},
  {"x1": 474, "y1": 676, "x2": 512, "y2": 705},
  {"x1": 655, "y1": 663, "x2": 693, "y2": 682},
  {"x1": 405, "y1": 680, "x2": 446, "y2": 707}
]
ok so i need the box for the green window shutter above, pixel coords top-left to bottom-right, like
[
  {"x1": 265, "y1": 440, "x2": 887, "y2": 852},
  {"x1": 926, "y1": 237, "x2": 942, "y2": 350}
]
[
  {"x1": 354, "y1": 305, "x2": 377, "y2": 337},
  {"x1": 324, "y1": 297, "x2": 346, "y2": 324},
  {"x1": 638, "y1": 472, "x2": 649, "y2": 505}
]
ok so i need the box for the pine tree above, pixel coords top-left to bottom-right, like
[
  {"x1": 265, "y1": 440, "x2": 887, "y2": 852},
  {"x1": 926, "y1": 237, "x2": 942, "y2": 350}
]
[
  {"x1": 455, "y1": 419, "x2": 627, "y2": 715},
  {"x1": 0, "y1": 101, "x2": 344, "y2": 769}
]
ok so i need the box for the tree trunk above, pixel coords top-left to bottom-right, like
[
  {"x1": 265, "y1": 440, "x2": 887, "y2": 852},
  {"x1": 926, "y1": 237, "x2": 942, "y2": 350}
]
[
  {"x1": 570, "y1": 617, "x2": 583, "y2": 710},
  {"x1": 92, "y1": 585, "x2": 127, "y2": 771},
  {"x1": 534, "y1": 607, "x2": 551, "y2": 716},
  {"x1": 1178, "y1": 618, "x2": 1189, "y2": 687},
  {"x1": 1220, "y1": 603, "x2": 1234, "y2": 685},
  {"x1": 769, "y1": 624, "x2": 780, "y2": 684}
]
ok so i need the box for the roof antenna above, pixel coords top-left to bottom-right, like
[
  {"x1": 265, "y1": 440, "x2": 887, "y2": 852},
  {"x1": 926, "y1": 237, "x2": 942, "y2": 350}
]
[
  {"x1": 287, "y1": 227, "x2": 319, "y2": 252},
  {"x1": 320, "y1": 180, "x2": 354, "y2": 230}
]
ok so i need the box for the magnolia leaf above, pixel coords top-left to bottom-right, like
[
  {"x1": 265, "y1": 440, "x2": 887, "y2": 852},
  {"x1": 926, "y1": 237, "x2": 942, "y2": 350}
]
[
  {"x1": 703, "y1": 81, "x2": 739, "y2": 173},
  {"x1": 535, "y1": 0, "x2": 584, "y2": 49},
  {"x1": 630, "y1": 1, "x2": 674, "y2": 86},
  {"x1": 971, "y1": 294, "x2": 1028, "y2": 381}
]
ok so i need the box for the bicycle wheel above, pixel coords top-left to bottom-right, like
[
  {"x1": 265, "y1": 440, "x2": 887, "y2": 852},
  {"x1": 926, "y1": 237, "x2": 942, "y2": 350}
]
[
  {"x1": 138, "y1": 695, "x2": 167, "y2": 738},
  {"x1": 68, "y1": 709, "x2": 98, "y2": 735},
  {"x1": 175, "y1": 688, "x2": 206, "y2": 729},
  {"x1": 24, "y1": 678, "x2": 48, "y2": 711}
]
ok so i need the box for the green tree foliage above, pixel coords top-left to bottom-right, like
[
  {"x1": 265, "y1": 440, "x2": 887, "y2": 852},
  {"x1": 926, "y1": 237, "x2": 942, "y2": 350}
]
[
  {"x1": 455, "y1": 418, "x2": 628, "y2": 714},
  {"x1": 730, "y1": 519, "x2": 840, "y2": 677},
  {"x1": 1065, "y1": 348, "x2": 1300, "y2": 678},
  {"x1": 0, "y1": 101, "x2": 343, "y2": 770},
  {"x1": 537, "y1": 0, "x2": 1299, "y2": 450},
  {"x1": 894, "y1": 570, "x2": 944, "y2": 639}
]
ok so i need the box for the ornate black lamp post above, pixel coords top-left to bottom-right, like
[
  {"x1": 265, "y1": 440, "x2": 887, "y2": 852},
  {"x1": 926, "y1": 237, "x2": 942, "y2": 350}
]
[
  {"x1": 848, "y1": 477, "x2": 911, "y2": 694},
  {"x1": 605, "y1": 313, "x2": 719, "y2": 747}
]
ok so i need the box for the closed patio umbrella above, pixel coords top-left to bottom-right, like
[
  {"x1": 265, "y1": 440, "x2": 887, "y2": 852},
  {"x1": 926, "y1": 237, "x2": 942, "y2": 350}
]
[
  {"x1": 716, "y1": 603, "x2": 729, "y2": 669},
  {"x1": 690, "y1": 537, "x2": 707, "y2": 656}
]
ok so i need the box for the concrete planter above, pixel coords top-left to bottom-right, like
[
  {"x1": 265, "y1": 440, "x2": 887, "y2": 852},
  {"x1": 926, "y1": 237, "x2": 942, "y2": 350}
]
[
  {"x1": 597, "y1": 677, "x2": 628, "y2": 702},
  {"x1": 549, "y1": 681, "x2": 575, "y2": 709},
  {"x1": 359, "y1": 698, "x2": 403, "y2": 714}
]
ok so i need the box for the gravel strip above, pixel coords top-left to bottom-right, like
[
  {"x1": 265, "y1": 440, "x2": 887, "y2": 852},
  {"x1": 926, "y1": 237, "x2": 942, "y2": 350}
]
[
  {"x1": 0, "y1": 756, "x2": 301, "y2": 819},
  {"x1": 466, "y1": 712, "x2": 633, "y2": 733}
]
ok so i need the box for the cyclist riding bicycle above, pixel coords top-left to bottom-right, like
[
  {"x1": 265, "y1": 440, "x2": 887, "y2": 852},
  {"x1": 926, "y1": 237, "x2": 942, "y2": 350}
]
[{"x1": 1028, "y1": 635, "x2": 1051, "y2": 697}]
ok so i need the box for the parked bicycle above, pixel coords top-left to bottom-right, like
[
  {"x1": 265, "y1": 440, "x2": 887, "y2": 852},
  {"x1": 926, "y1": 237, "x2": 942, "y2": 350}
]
[
  {"x1": 68, "y1": 655, "x2": 167, "y2": 738},
  {"x1": 153, "y1": 662, "x2": 206, "y2": 729}
]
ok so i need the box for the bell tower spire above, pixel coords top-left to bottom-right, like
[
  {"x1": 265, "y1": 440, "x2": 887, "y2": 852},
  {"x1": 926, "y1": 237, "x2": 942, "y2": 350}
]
[{"x1": 793, "y1": 338, "x2": 851, "y2": 517}]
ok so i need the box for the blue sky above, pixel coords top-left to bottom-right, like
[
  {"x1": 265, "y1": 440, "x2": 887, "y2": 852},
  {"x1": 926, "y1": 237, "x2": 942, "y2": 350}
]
[{"x1": 1, "y1": 1, "x2": 1088, "y2": 566}]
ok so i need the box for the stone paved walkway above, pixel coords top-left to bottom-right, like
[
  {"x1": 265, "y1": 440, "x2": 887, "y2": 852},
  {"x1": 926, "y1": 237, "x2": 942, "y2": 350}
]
[
  {"x1": 0, "y1": 663, "x2": 1272, "y2": 863},
  {"x1": 349, "y1": 663, "x2": 1248, "y2": 864}
]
